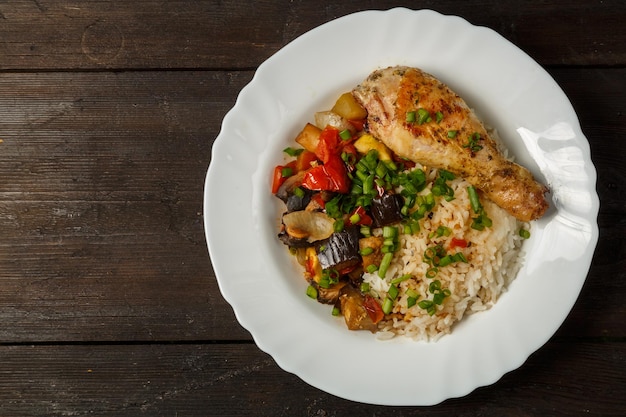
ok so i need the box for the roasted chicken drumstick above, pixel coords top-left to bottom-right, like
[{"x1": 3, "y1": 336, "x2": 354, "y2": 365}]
[{"x1": 352, "y1": 66, "x2": 549, "y2": 222}]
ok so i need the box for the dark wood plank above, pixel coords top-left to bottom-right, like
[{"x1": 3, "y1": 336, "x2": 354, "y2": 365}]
[
  {"x1": 0, "y1": 2, "x2": 622, "y2": 416},
  {"x1": 0, "y1": 342, "x2": 622, "y2": 416},
  {"x1": 547, "y1": 68, "x2": 626, "y2": 339},
  {"x1": 0, "y1": 1, "x2": 624, "y2": 71},
  {"x1": 0, "y1": 70, "x2": 253, "y2": 342},
  {"x1": 0, "y1": 67, "x2": 624, "y2": 342}
]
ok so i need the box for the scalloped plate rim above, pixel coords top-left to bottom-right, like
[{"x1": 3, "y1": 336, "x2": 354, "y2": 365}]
[{"x1": 204, "y1": 8, "x2": 599, "y2": 406}]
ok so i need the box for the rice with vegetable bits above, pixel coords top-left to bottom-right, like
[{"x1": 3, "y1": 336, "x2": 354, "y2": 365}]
[{"x1": 365, "y1": 165, "x2": 525, "y2": 341}]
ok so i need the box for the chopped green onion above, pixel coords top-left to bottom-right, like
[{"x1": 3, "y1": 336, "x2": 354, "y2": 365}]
[
  {"x1": 391, "y1": 274, "x2": 412, "y2": 285},
  {"x1": 385, "y1": 159, "x2": 398, "y2": 171},
  {"x1": 471, "y1": 213, "x2": 493, "y2": 231},
  {"x1": 360, "y1": 282, "x2": 370, "y2": 293},
  {"x1": 463, "y1": 132, "x2": 483, "y2": 152},
  {"x1": 378, "y1": 252, "x2": 394, "y2": 278},
  {"x1": 417, "y1": 108, "x2": 431, "y2": 124},
  {"x1": 382, "y1": 297, "x2": 394, "y2": 314},
  {"x1": 349, "y1": 213, "x2": 361, "y2": 224},
  {"x1": 467, "y1": 186, "x2": 482, "y2": 213},
  {"x1": 339, "y1": 129, "x2": 352, "y2": 141},
  {"x1": 439, "y1": 170, "x2": 455, "y2": 181},
  {"x1": 283, "y1": 147, "x2": 304, "y2": 157},
  {"x1": 426, "y1": 267, "x2": 438, "y2": 279},
  {"x1": 435, "y1": 111, "x2": 444, "y2": 123},
  {"x1": 366, "y1": 264, "x2": 378, "y2": 273},
  {"x1": 360, "y1": 225, "x2": 371, "y2": 237},
  {"x1": 452, "y1": 252, "x2": 468, "y2": 263},
  {"x1": 429, "y1": 280, "x2": 442, "y2": 293},
  {"x1": 433, "y1": 292, "x2": 446, "y2": 305},
  {"x1": 406, "y1": 111, "x2": 416, "y2": 123},
  {"x1": 341, "y1": 151, "x2": 356, "y2": 165},
  {"x1": 423, "y1": 247, "x2": 437, "y2": 261},
  {"x1": 471, "y1": 221, "x2": 485, "y2": 231},
  {"x1": 387, "y1": 284, "x2": 399, "y2": 300},
  {"x1": 406, "y1": 289, "x2": 419, "y2": 299},
  {"x1": 281, "y1": 167, "x2": 293, "y2": 177},
  {"x1": 519, "y1": 228, "x2": 531, "y2": 239},
  {"x1": 418, "y1": 299, "x2": 436, "y2": 315},
  {"x1": 360, "y1": 247, "x2": 374, "y2": 256},
  {"x1": 431, "y1": 225, "x2": 451, "y2": 238},
  {"x1": 333, "y1": 218, "x2": 344, "y2": 233},
  {"x1": 293, "y1": 187, "x2": 305, "y2": 198},
  {"x1": 437, "y1": 255, "x2": 453, "y2": 267},
  {"x1": 306, "y1": 285, "x2": 318, "y2": 299},
  {"x1": 375, "y1": 161, "x2": 388, "y2": 178},
  {"x1": 362, "y1": 174, "x2": 374, "y2": 195},
  {"x1": 331, "y1": 306, "x2": 341, "y2": 316},
  {"x1": 382, "y1": 226, "x2": 398, "y2": 239},
  {"x1": 447, "y1": 130, "x2": 458, "y2": 138}
]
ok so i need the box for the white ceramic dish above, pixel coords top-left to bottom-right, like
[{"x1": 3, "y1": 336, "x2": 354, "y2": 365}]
[{"x1": 204, "y1": 8, "x2": 599, "y2": 406}]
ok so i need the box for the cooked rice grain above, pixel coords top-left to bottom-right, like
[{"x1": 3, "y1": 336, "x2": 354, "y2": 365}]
[{"x1": 364, "y1": 169, "x2": 526, "y2": 342}]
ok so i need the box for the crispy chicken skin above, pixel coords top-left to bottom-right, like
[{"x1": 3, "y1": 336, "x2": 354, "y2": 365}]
[{"x1": 352, "y1": 66, "x2": 549, "y2": 222}]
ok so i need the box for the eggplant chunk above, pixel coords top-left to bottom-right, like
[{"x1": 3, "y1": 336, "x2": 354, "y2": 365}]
[
  {"x1": 339, "y1": 285, "x2": 377, "y2": 332},
  {"x1": 316, "y1": 227, "x2": 360, "y2": 272},
  {"x1": 371, "y1": 193, "x2": 404, "y2": 227},
  {"x1": 286, "y1": 188, "x2": 312, "y2": 212},
  {"x1": 277, "y1": 230, "x2": 309, "y2": 248},
  {"x1": 275, "y1": 171, "x2": 305, "y2": 203},
  {"x1": 316, "y1": 281, "x2": 347, "y2": 304}
]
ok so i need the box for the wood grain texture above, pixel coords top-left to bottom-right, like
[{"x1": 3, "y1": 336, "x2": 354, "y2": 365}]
[
  {"x1": 0, "y1": 342, "x2": 622, "y2": 416},
  {"x1": 0, "y1": 68, "x2": 623, "y2": 342},
  {"x1": 0, "y1": 0, "x2": 624, "y2": 70},
  {"x1": 0, "y1": 1, "x2": 623, "y2": 415},
  {"x1": 0, "y1": 71, "x2": 254, "y2": 342}
]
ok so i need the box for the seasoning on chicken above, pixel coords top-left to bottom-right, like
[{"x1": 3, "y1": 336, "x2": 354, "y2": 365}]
[{"x1": 352, "y1": 66, "x2": 549, "y2": 222}]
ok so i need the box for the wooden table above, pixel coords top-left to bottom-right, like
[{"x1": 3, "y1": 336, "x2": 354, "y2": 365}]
[{"x1": 0, "y1": 1, "x2": 624, "y2": 415}]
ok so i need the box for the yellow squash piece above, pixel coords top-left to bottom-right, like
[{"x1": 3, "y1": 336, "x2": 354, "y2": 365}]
[{"x1": 354, "y1": 134, "x2": 393, "y2": 161}]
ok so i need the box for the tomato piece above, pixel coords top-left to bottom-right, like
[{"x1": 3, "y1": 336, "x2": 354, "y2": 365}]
[
  {"x1": 363, "y1": 295, "x2": 384, "y2": 324},
  {"x1": 301, "y1": 154, "x2": 349, "y2": 193},
  {"x1": 316, "y1": 126, "x2": 341, "y2": 164},
  {"x1": 348, "y1": 119, "x2": 366, "y2": 132},
  {"x1": 449, "y1": 237, "x2": 468, "y2": 249},
  {"x1": 339, "y1": 264, "x2": 358, "y2": 275},
  {"x1": 311, "y1": 193, "x2": 326, "y2": 209},
  {"x1": 301, "y1": 165, "x2": 331, "y2": 190},
  {"x1": 296, "y1": 150, "x2": 318, "y2": 173},
  {"x1": 322, "y1": 155, "x2": 349, "y2": 193}
]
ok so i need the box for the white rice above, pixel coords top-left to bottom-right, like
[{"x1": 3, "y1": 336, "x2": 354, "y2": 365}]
[{"x1": 364, "y1": 165, "x2": 526, "y2": 342}]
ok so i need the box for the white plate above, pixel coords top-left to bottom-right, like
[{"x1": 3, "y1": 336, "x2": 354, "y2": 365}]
[{"x1": 204, "y1": 8, "x2": 599, "y2": 406}]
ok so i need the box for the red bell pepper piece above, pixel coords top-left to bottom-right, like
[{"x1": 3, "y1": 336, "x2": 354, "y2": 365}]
[
  {"x1": 271, "y1": 161, "x2": 296, "y2": 194},
  {"x1": 271, "y1": 165, "x2": 286, "y2": 194},
  {"x1": 449, "y1": 237, "x2": 468, "y2": 249}
]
